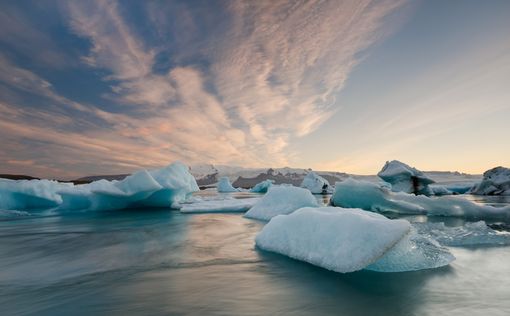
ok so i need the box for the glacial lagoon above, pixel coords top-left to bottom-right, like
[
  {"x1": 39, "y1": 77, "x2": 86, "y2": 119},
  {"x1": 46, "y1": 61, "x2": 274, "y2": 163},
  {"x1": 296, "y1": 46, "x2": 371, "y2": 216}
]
[{"x1": 1, "y1": 193, "x2": 510, "y2": 316}]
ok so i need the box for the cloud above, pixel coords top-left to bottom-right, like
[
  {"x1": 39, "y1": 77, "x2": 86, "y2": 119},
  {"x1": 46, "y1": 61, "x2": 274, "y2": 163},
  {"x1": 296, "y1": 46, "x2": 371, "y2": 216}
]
[{"x1": 0, "y1": 0, "x2": 408, "y2": 177}]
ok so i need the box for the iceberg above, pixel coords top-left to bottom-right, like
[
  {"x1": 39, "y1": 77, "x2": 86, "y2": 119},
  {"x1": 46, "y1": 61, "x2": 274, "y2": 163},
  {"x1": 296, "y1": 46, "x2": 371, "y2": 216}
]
[
  {"x1": 244, "y1": 186, "x2": 319, "y2": 221},
  {"x1": 255, "y1": 207, "x2": 454, "y2": 273},
  {"x1": 444, "y1": 183, "x2": 475, "y2": 194},
  {"x1": 468, "y1": 166, "x2": 510, "y2": 196},
  {"x1": 217, "y1": 177, "x2": 240, "y2": 193},
  {"x1": 0, "y1": 179, "x2": 71, "y2": 210},
  {"x1": 331, "y1": 178, "x2": 510, "y2": 220},
  {"x1": 250, "y1": 179, "x2": 274, "y2": 193},
  {"x1": 58, "y1": 162, "x2": 199, "y2": 211},
  {"x1": 378, "y1": 160, "x2": 435, "y2": 195},
  {"x1": 180, "y1": 197, "x2": 260, "y2": 213},
  {"x1": 300, "y1": 171, "x2": 333, "y2": 194},
  {"x1": 429, "y1": 184, "x2": 452, "y2": 196},
  {"x1": 414, "y1": 221, "x2": 510, "y2": 247}
]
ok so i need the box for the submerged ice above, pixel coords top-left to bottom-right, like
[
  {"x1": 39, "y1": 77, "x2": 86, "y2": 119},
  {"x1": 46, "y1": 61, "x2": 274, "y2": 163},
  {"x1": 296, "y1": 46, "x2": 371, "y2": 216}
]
[
  {"x1": 331, "y1": 178, "x2": 510, "y2": 220},
  {"x1": 244, "y1": 186, "x2": 319, "y2": 221},
  {"x1": 414, "y1": 221, "x2": 510, "y2": 247},
  {"x1": 255, "y1": 207, "x2": 454, "y2": 273}
]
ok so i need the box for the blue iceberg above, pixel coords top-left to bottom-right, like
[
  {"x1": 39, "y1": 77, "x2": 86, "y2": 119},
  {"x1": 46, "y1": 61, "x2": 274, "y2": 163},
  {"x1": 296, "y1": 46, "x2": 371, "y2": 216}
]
[{"x1": 256, "y1": 207, "x2": 454, "y2": 273}]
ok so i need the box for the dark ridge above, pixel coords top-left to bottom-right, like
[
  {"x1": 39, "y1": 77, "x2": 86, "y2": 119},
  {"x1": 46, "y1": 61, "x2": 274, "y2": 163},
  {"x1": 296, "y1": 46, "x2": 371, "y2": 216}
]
[
  {"x1": 75, "y1": 174, "x2": 129, "y2": 182},
  {"x1": 0, "y1": 174, "x2": 40, "y2": 180}
]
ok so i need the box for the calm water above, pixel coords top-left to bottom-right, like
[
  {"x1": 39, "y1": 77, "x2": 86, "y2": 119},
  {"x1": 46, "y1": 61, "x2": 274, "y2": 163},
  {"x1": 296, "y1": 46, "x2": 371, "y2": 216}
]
[{"x1": 1, "y1": 194, "x2": 510, "y2": 315}]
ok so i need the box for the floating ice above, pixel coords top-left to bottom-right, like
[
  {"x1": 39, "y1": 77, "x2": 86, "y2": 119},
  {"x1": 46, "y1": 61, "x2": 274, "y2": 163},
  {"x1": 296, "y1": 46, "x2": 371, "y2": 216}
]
[
  {"x1": 244, "y1": 186, "x2": 319, "y2": 221},
  {"x1": 378, "y1": 160, "x2": 435, "y2": 195},
  {"x1": 0, "y1": 179, "x2": 71, "y2": 210},
  {"x1": 444, "y1": 183, "x2": 475, "y2": 194},
  {"x1": 256, "y1": 207, "x2": 454, "y2": 273},
  {"x1": 366, "y1": 227, "x2": 455, "y2": 272},
  {"x1": 180, "y1": 197, "x2": 260, "y2": 213},
  {"x1": 57, "y1": 162, "x2": 199, "y2": 211},
  {"x1": 250, "y1": 179, "x2": 273, "y2": 193},
  {"x1": 217, "y1": 177, "x2": 240, "y2": 193},
  {"x1": 469, "y1": 166, "x2": 510, "y2": 196},
  {"x1": 300, "y1": 171, "x2": 333, "y2": 194},
  {"x1": 331, "y1": 178, "x2": 510, "y2": 220},
  {"x1": 429, "y1": 185, "x2": 452, "y2": 196},
  {"x1": 414, "y1": 221, "x2": 510, "y2": 247}
]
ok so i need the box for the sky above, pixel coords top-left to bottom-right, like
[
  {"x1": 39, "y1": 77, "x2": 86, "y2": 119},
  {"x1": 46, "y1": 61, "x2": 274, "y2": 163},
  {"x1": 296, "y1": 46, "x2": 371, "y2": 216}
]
[{"x1": 0, "y1": 0, "x2": 509, "y2": 179}]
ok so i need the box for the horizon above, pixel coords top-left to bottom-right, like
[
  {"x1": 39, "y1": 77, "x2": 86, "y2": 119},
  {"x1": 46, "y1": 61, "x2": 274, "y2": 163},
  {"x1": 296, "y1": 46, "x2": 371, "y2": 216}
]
[
  {"x1": 0, "y1": 160, "x2": 485, "y2": 181},
  {"x1": 1, "y1": 0, "x2": 509, "y2": 178}
]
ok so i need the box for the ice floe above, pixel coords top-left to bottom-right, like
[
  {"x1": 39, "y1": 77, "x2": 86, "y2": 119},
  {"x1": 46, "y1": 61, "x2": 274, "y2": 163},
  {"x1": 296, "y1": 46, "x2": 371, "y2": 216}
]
[
  {"x1": 256, "y1": 207, "x2": 454, "y2": 273},
  {"x1": 250, "y1": 179, "x2": 273, "y2": 193},
  {"x1": 331, "y1": 178, "x2": 510, "y2": 220},
  {"x1": 244, "y1": 186, "x2": 319, "y2": 221},
  {"x1": 468, "y1": 166, "x2": 510, "y2": 196},
  {"x1": 378, "y1": 160, "x2": 435, "y2": 195},
  {"x1": 180, "y1": 197, "x2": 260, "y2": 213},
  {"x1": 217, "y1": 177, "x2": 240, "y2": 193},
  {"x1": 414, "y1": 221, "x2": 510, "y2": 247},
  {"x1": 300, "y1": 171, "x2": 333, "y2": 194}
]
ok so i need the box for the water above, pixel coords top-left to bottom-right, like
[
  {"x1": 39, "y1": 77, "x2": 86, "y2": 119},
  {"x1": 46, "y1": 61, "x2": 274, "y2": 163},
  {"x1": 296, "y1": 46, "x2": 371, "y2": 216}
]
[{"x1": 1, "y1": 194, "x2": 510, "y2": 315}]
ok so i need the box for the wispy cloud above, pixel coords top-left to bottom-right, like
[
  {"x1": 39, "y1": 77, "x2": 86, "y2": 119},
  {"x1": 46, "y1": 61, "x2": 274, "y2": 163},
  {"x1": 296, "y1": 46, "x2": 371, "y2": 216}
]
[{"x1": 0, "y1": 0, "x2": 408, "y2": 177}]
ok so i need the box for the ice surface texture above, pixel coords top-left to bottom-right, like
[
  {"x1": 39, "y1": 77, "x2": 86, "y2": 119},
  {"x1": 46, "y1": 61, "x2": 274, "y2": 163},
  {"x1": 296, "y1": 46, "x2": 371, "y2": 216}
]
[
  {"x1": 244, "y1": 186, "x2": 319, "y2": 221},
  {"x1": 469, "y1": 166, "x2": 510, "y2": 196},
  {"x1": 256, "y1": 207, "x2": 454, "y2": 273},
  {"x1": 0, "y1": 179, "x2": 71, "y2": 210},
  {"x1": 300, "y1": 171, "x2": 332, "y2": 194},
  {"x1": 331, "y1": 178, "x2": 510, "y2": 220},
  {"x1": 217, "y1": 177, "x2": 240, "y2": 193},
  {"x1": 0, "y1": 162, "x2": 198, "y2": 211},
  {"x1": 378, "y1": 160, "x2": 435, "y2": 195}
]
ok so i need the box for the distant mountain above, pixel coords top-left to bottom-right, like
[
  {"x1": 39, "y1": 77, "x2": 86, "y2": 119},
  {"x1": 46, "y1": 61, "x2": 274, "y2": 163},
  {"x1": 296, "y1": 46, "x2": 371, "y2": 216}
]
[
  {"x1": 0, "y1": 174, "x2": 40, "y2": 181},
  {"x1": 1, "y1": 166, "x2": 482, "y2": 188},
  {"x1": 75, "y1": 174, "x2": 129, "y2": 182},
  {"x1": 190, "y1": 164, "x2": 352, "y2": 188}
]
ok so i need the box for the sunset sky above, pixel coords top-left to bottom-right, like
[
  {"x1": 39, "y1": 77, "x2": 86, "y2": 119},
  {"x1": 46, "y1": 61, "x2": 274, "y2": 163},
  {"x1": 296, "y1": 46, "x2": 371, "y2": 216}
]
[{"x1": 1, "y1": 0, "x2": 509, "y2": 178}]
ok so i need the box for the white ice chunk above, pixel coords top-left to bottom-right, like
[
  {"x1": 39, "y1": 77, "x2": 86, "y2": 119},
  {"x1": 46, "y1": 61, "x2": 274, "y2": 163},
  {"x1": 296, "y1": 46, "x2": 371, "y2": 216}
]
[
  {"x1": 332, "y1": 178, "x2": 510, "y2": 220},
  {"x1": 414, "y1": 221, "x2": 510, "y2": 246},
  {"x1": 217, "y1": 177, "x2": 240, "y2": 193},
  {"x1": 180, "y1": 197, "x2": 260, "y2": 213},
  {"x1": 378, "y1": 160, "x2": 435, "y2": 195},
  {"x1": 244, "y1": 186, "x2": 319, "y2": 221},
  {"x1": 300, "y1": 171, "x2": 333, "y2": 194},
  {"x1": 250, "y1": 179, "x2": 273, "y2": 193},
  {"x1": 0, "y1": 179, "x2": 71, "y2": 210},
  {"x1": 469, "y1": 166, "x2": 510, "y2": 196},
  {"x1": 256, "y1": 207, "x2": 454, "y2": 273}
]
